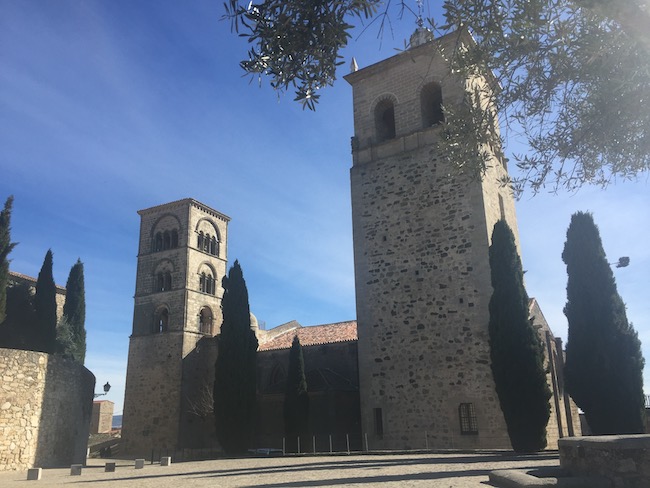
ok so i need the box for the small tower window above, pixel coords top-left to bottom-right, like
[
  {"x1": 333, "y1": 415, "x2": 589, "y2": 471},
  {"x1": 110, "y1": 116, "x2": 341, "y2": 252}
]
[
  {"x1": 163, "y1": 231, "x2": 171, "y2": 250},
  {"x1": 459, "y1": 403, "x2": 478, "y2": 435},
  {"x1": 171, "y1": 229, "x2": 179, "y2": 248},
  {"x1": 199, "y1": 306, "x2": 213, "y2": 335},
  {"x1": 210, "y1": 236, "x2": 218, "y2": 256},
  {"x1": 154, "y1": 308, "x2": 169, "y2": 333},
  {"x1": 421, "y1": 82, "x2": 444, "y2": 127},
  {"x1": 375, "y1": 99, "x2": 396, "y2": 142},
  {"x1": 204, "y1": 233, "x2": 211, "y2": 252},
  {"x1": 197, "y1": 231, "x2": 204, "y2": 250},
  {"x1": 154, "y1": 232, "x2": 163, "y2": 252}
]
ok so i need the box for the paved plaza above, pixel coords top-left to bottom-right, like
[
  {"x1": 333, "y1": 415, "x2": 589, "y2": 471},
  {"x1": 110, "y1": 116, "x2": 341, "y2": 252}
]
[{"x1": 0, "y1": 451, "x2": 560, "y2": 487}]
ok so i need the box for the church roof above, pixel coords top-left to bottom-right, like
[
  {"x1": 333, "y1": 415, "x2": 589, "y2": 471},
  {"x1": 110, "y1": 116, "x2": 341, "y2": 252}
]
[
  {"x1": 258, "y1": 320, "x2": 357, "y2": 351},
  {"x1": 8, "y1": 270, "x2": 66, "y2": 294}
]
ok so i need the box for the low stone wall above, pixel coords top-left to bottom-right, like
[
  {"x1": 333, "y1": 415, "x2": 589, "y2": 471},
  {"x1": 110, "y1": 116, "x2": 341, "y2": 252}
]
[
  {"x1": 559, "y1": 435, "x2": 650, "y2": 488},
  {"x1": 0, "y1": 348, "x2": 95, "y2": 470}
]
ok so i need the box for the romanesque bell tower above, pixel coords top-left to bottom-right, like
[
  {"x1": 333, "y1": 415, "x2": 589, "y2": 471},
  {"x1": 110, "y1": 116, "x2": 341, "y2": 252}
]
[
  {"x1": 122, "y1": 199, "x2": 229, "y2": 455},
  {"x1": 346, "y1": 29, "x2": 520, "y2": 449}
]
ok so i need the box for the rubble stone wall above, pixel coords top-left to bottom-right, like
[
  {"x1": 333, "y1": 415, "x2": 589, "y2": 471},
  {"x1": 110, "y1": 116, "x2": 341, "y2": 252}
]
[{"x1": 0, "y1": 348, "x2": 94, "y2": 471}]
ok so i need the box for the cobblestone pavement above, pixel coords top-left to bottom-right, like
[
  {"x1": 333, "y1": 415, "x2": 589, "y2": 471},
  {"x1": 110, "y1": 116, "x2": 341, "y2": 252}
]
[{"x1": 0, "y1": 451, "x2": 560, "y2": 487}]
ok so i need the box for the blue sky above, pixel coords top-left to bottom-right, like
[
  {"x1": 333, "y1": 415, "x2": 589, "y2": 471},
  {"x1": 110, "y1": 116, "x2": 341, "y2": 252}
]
[{"x1": 1, "y1": 1, "x2": 648, "y2": 416}]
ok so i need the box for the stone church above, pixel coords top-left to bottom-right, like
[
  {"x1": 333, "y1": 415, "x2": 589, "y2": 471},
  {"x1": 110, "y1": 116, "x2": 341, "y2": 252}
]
[{"x1": 121, "y1": 28, "x2": 580, "y2": 455}]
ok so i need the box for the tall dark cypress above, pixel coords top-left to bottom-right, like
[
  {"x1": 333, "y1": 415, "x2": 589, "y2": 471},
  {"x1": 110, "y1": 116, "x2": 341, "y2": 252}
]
[
  {"x1": 284, "y1": 335, "x2": 309, "y2": 451},
  {"x1": 213, "y1": 260, "x2": 258, "y2": 454},
  {"x1": 61, "y1": 259, "x2": 86, "y2": 363},
  {"x1": 0, "y1": 196, "x2": 17, "y2": 323},
  {"x1": 488, "y1": 220, "x2": 551, "y2": 452},
  {"x1": 563, "y1": 212, "x2": 645, "y2": 434},
  {"x1": 34, "y1": 250, "x2": 58, "y2": 353}
]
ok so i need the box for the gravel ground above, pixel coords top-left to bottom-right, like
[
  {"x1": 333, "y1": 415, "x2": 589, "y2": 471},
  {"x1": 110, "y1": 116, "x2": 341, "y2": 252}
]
[{"x1": 0, "y1": 451, "x2": 560, "y2": 487}]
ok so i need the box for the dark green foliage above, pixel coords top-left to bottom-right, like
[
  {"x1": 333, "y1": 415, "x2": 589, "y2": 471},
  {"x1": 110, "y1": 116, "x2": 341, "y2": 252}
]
[
  {"x1": 489, "y1": 220, "x2": 551, "y2": 452},
  {"x1": 563, "y1": 212, "x2": 645, "y2": 434},
  {"x1": 213, "y1": 260, "x2": 258, "y2": 454},
  {"x1": 61, "y1": 259, "x2": 86, "y2": 363},
  {"x1": 224, "y1": 0, "x2": 380, "y2": 110},
  {"x1": 34, "y1": 250, "x2": 57, "y2": 353},
  {"x1": 284, "y1": 335, "x2": 309, "y2": 450},
  {"x1": 0, "y1": 283, "x2": 36, "y2": 349},
  {"x1": 0, "y1": 196, "x2": 17, "y2": 323}
]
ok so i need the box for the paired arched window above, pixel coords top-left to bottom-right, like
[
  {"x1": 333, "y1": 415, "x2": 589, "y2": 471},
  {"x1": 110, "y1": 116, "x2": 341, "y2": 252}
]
[
  {"x1": 156, "y1": 271, "x2": 172, "y2": 292},
  {"x1": 154, "y1": 307, "x2": 169, "y2": 334},
  {"x1": 421, "y1": 82, "x2": 444, "y2": 127},
  {"x1": 375, "y1": 99, "x2": 396, "y2": 142},
  {"x1": 199, "y1": 306, "x2": 213, "y2": 335},
  {"x1": 199, "y1": 271, "x2": 216, "y2": 295},
  {"x1": 197, "y1": 231, "x2": 219, "y2": 256},
  {"x1": 153, "y1": 229, "x2": 179, "y2": 252}
]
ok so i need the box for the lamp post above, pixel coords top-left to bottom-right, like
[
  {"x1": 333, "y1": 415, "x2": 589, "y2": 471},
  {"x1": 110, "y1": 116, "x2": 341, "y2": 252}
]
[
  {"x1": 94, "y1": 381, "x2": 111, "y2": 398},
  {"x1": 610, "y1": 257, "x2": 630, "y2": 268}
]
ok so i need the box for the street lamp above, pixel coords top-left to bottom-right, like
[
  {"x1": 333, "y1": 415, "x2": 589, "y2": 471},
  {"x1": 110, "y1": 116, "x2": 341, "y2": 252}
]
[
  {"x1": 610, "y1": 257, "x2": 630, "y2": 268},
  {"x1": 94, "y1": 381, "x2": 111, "y2": 398}
]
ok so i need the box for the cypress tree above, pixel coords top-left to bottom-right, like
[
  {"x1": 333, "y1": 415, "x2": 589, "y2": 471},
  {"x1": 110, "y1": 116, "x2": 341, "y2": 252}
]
[
  {"x1": 0, "y1": 196, "x2": 17, "y2": 323},
  {"x1": 213, "y1": 260, "x2": 258, "y2": 454},
  {"x1": 34, "y1": 249, "x2": 58, "y2": 353},
  {"x1": 489, "y1": 220, "x2": 551, "y2": 452},
  {"x1": 61, "y1": 259, "x2": 86, "y2": 363},
  {"x1": 284, "y1": 335, "x2": 309, "y2": 451},
  {"x1": 0, "y1": 283, "x2": 36, "y2": 349},
  {"x1": 563, "y1": 212, "x2": 645, "y2": 434}
]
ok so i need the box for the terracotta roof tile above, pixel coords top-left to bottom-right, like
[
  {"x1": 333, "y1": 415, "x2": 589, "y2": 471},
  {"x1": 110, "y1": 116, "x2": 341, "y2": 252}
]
[{"x1": 258, "y1": 320, "x2": 357, "y2": 351}]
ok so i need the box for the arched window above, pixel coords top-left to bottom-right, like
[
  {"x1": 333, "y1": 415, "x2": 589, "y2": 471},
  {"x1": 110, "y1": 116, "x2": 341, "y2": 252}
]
[
  {"x1": 154, "y1": 232, "x2": 163, "y2": 252},
  {"x1": 163, "y1": 231, "x2": 171, "y2": 250},
  {"x1": 269, "y1": 363, "x2": 285, "y2": 389},
  {"x1": 210, "y1": 236, "x2": 217, "y2": 256},
  {"x1": 154, "y1": 308, "x2": 169, "y2": 333},
  {"x1": 421, "y1": 82, "x2": 444, "y2": 127},
  {"x1": 199, "y1": 306, "x2": 213, "y2": 335},
  {"x1": 171, "y1": 229, "x2": 179, "y2": 248},
  {"x1": 199, "y1": 271, "x2": 216, "y2": 295},
  {"x1": 375, "y1": 99, "x2": 396, "y2": 142}
]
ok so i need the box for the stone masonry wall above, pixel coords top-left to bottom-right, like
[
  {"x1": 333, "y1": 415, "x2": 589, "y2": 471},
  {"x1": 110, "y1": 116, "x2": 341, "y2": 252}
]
[
  {"x1": 348, "y1": 31, "x2": 520, "y2": 450},
  {"x1": 90, "y1": 401, "x2": 114, "y2": 434},
  {"x1": 0, "y1": 348, "x2": 94, "y2": 471},
  {"x1": 560, "y1": 435, "x2": 650, "y2": 487},
  {"x1": 123, "y1": 199, "x2": 230, "y2": 455}
]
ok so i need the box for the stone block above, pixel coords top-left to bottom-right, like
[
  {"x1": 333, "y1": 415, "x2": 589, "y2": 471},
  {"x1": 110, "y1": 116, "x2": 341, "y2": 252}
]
[
  {"x1": 134, "y1": 458, "x2": 145, "y2": 469},
  {"x1": 27, "y1": 468, "x2": 41, "y2": 480},
  {"x1": 105, "y1": 462, "x2": 116, "y2": 472},
  {"x1": 70, "y1": 464, "x2": 83, "y2": 475},
  {"x1": 160, "y1": 456, "x2": 172, "y2": 466}
]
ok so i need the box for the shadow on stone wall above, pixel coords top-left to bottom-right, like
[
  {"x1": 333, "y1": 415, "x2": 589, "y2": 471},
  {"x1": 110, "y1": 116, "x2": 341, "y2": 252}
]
[
  {"x1": 34, "y1": 354, "x2": 95, "y2": 467},
  {"x1": 0, "y1": 348, "x2": 95, "y2": 470}
]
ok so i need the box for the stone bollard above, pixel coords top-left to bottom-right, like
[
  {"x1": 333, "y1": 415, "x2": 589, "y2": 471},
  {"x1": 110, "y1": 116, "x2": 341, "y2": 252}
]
[
  {"x1": 134, "y1": 459, "x2": 145, "y2": 469},
  {"x1": 70, "y1": 464, "x2": 83, "y2": 476},
  {"x1": 105, "y1": 462, "x2": 116, "y2": 472},
  {"x1": 27, "y1": 468, "x2": 42, "y2": 480},
  {"x1": 160, "y1": 456, "x2": 172, "y2": 466}
]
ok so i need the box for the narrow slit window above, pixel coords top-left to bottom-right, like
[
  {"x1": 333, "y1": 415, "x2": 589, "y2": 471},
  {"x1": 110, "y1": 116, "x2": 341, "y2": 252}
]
[{"x1": 374, "y1": 407, "x2": 384, "y2": 437}]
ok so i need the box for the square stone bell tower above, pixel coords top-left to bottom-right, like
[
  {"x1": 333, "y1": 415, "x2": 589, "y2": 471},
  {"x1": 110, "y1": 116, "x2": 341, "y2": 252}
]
[
  {"x1": 346, "y1": 29, "x2": 520, "y2": 450},
  {"x1": 121, "y1": 198, "x2": 230, "y2": 455}
]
